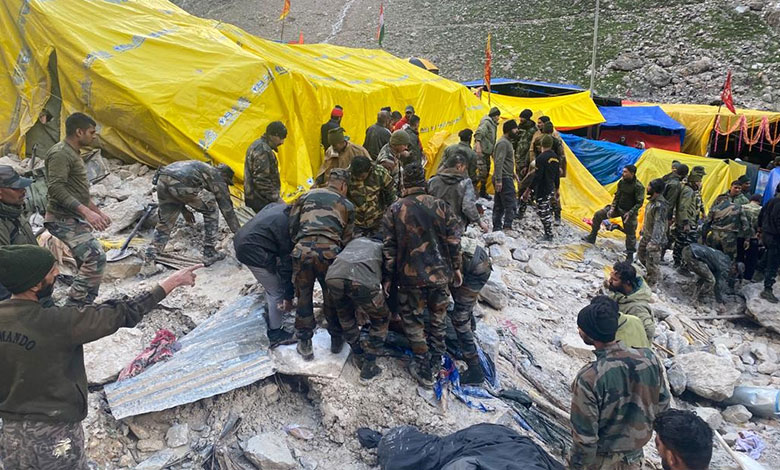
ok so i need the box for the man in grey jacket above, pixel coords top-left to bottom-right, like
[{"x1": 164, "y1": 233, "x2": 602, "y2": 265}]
[{"x1": 428, "y1": 155, "x2": 488, "y2": 233}]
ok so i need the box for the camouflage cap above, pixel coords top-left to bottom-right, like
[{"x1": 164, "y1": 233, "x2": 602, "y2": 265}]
[
  {"x1": 0, "y1": 165, "x2": 32, "y2": 189},
  {"x1": 328, "y1": 168, "x2": 350, "y2": 184},
  {"x1": 403, "y1": 163, "x2": 426, "y2": 188}
]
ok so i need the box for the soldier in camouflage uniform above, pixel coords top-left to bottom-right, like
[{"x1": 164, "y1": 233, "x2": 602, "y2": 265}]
[
  {"x1": 682, "y1": 243, "x2": 732, "y2": 303},
  {"x1": 514, "y1": 109, "x2": 536, "y2": 209},
  {"x1": 451, "y1": 238, "x2": 491, "y2": 384},
  {"x1": 0, "y1": 166, "x2": 37, "y2": 301},
  {"x1": 244, "y1": 121, "x2": 287, "y2": 213},
  {"x1": 382, "y1": 163, "x2": 462, "y2": 387},
  {"x1": 703, "y1": 181, "x2": 750, "y2": 261},
  {"x1": 289, "y1": 169, "x2": 355, "y2": 360},
  {"x1": 741, "y1": 194, "x2": 763, "y2": 280},
  {"x1": 347, "y1": 156, "x2": 396, "y2": 237},
  {"x1": 473, "y1": 107, "x2": 501, "y2": 199},
  {"x1": 569, "y1": 300, "x2": 671, "y2": 470},
  {"x1": 325, "y1": 237, "x2": 389, "y2": 381},
  {"x1": 151, "y1": 161, "x2": 241, "y2": 265},
  {"x1": 734, "y1": 174, "x2": 751, "y2": 206},
  {"x1": 377, "y1": 130, "x2": 411, "y2": 197},
  {"x1": 437, "y1": 129, "x2": 479, "y2": 186},
  {"x1": 661, "y1": 164, "x2": 687, "y2": 259},
  {"x1": 44, "y1": 113, "x2": 111, "y2": 306},
  {"x1": 672, "y1": 169, "x2": 703, "y2": 269},
  {"x1": 638, "y1": 179, "x2": 669, "y2": 287}
]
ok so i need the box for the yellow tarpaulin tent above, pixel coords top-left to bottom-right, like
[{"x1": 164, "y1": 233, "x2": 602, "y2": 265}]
[
  {"x1": 629, "y1": 103, "x2": 780, "y2": 157},
  {"x1": 481, "y1": 91, "x2": 605, "y2": 129},
  {"x1": 0, "y1": 0, "x2": 486, "y2": 200}
]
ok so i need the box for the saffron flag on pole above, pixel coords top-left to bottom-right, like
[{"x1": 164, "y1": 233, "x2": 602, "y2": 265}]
[
  {"x1": 721, "y1": 69, "x2": 736, "y2": 114},
  {"x1": 377, "y1": 3, "x2": 385, "y2": 46},
  {"x1": 279, "y1": 0, "x2": 290, "y2": 20},
  {"x1": 484, "y1": 33, "x2": 492, "y2": 103}
]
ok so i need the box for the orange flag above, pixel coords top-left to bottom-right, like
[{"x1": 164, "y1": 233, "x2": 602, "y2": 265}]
[
  {"x1": 720, "y1": 69, "x2": 736, "y2": 114},
  {"x1": 279, "y1": 0, "x2": 290, "y2": 20}
]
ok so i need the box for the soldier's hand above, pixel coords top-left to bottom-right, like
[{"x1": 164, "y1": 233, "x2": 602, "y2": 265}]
[
  {"x1": 382, "y1": 281, "x2": 392, "y2": 298},
  {"x1": 479, "y1": 220, "x2": 490, "y2": 233},
  {"x1": 83, "y1": 209, "x2": 109, "y2": 231},
  {"x1": 453, "y1": 270, "x2": 463, "y2": 288},
  {"x1": 621, "y1": 212, "x2": 630, "y2": 223},
  {"x1": 494, "y1": 181, "x2": 502, "y2": 193},
  {"x1": 160, "y1": 264, "x2": 204, "y2": 294}
]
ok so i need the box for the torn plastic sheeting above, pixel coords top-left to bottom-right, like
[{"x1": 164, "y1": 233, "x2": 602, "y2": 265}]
[{"x1": 105, "y1": 295, "x2": 274, "y2": 420}]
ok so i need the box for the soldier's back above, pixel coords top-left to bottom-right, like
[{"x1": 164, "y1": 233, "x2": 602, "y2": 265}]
[
  {"x1": 295, "y1": 188, "x2": 354, "y2": 242},
  {"x1": 161, "y1": 160, "x2": 210, "y2": 187}
]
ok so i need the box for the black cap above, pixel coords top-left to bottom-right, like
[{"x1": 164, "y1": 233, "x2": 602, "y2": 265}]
[{"x1": 0, "y1": 165, "x2": 33, "y2": 189}]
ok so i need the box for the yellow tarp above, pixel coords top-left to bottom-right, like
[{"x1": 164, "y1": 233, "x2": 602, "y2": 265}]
[
  {"x1": 481, "y1": 91, "x2": 605, "y2": 129},
  {"x1": 629, "y1": 103, "x2": 780, "y2": 157},
  {"x1": 0, "y1": 0, "x2": 487, "y2": 200}
]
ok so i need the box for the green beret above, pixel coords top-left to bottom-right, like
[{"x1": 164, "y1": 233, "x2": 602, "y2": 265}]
[
  {"x1": 540, "y1": 135, "x2": 554, "y2": 148},
  {"x1": 489, "y1": 107, "x2": 501, "y2": 117},
  {"x1": 328, "y1": 127, "x2": 346, "y2": 146},
  {"x1": 0, "y1": 245, "x2": 56, "y2": 294},
  {"x1": 389, "y1": 130, "x2": 410, "y2": 146}
]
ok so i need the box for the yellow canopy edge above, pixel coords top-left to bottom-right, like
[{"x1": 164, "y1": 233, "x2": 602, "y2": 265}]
[{"x1": 481, "y1": 91, "x2": 605, "y2": 129}]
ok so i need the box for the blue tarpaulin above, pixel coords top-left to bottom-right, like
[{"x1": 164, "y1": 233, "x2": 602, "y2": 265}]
[
  {"x1": 763, "y1": 168, "x2": 780, "y2": 205},
  {"x1": 561, "y1": 133, "x2": 644, "y2": 185},
  {"x1": 598, "y1": 106, "x2": 686, "y2": 145}
]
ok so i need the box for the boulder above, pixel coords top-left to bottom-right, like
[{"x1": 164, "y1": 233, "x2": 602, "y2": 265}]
[
  {"x1": 525, "y1": 256, "x2": 555, "y2": 278},
  {"x1": 512, "y1": 249, "x2": 530, "y2": 262},
  {"x1": 694, "y1": 407, "x2": 723, "y2": 431},
  {"x1": 165, "y1": 424, "x2": 189, "y2": 448},
  {"x1": 666, "y1": 362, "x2": 687, "y2": 395},
  {"x1": 722, "y1": 404, "x2": 752, "y2": 424},
  {"x1": 136, "y1": 438, "x2": 166, "y2": 453},
  {"x1": 560, "y1": 334, "x2": 594, "y2": 362},
  {"x1": 610, "y1": 53, "x2": 644, "y2": 71},
  {"x1": 103, "y1": 197, "x2": 145, "y2": 235},
  {"x1": 243, "y1": 433, "x2": 295, "y2": 470},
  {"x1": 647, "y1": 65, "x2": 672, "y2": 87},
  {"x1": 479, "y1": 269, "x2": 508, "y2": 310},
  {"x1": 743, "y1": 283, "x2": 780, "y2": 334},
  {"x1": 83, "y1": 328, "x2": 144, "y2": 385},
  {"x1": 134, "y1": 449, "x2": 175, "y2": 470},
  {"x1": 488, "y1": 244, "x2": 512, "y2": 267},
  {"x1": 671, "y1": 351, "x2": 741, "y2": 401},
  {"x1": 680, "y1": 57, "x2": 714, "y2": 76},
  {"x1": 482, "y1": 231, "x2": 507, "y2": 246},
  {"x1": 103, "y1": 256, "x2": 143, "y2": 281}
]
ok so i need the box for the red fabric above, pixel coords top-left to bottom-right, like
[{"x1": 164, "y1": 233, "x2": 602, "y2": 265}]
[
  {"x1": 331, "y1": 107, "x2": 343, "y2": 118},
  {"x1": 118, "y1": 329, "x2": 180, "y2": 381},
  {"x1": 484, "y1": 34, "x2": 492, "y2": 94},
  {"x1": 600, "y1": 129, "x2": 681, "y2": 152},
  {"x1": 721, "y1": 70, "x2": 736, "y2": 114},
  {"x1": 392, "y1": 116, "x2": 409, "y2": 131}
]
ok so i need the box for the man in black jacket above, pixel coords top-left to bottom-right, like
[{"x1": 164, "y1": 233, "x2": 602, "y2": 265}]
[
  {"x1": 233, "y1": 202, "x2": 296, "y2": 342},
  {"x1": 759, "y1": 184, "x2": 780, "y2": 303},
  {"x1": 528, "y1": 135, "x2": 560, "y2": 241}
]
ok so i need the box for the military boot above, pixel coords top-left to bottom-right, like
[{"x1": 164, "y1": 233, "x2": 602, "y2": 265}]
[
  {"x1": 296, "y1": 338, "x2": 314, "y2": 361},
  {"x1": 409, "y1": 355, "x2": 434, "y2": 387},
  {"x1": 460, "y1": 358, "x2": 485, "y2": 385},
  {"x1": 760, "y1": 288, "x2": 779, "y2": 303},
  {"x1": 581, "y1": 234, "x2": 596, "y2": 244},
  {"x1": 330, "y1": 335, "x2": 345, "y2": 354},
  {"x1": 203, "y1": 246, "x2": 226, "y2": 266},
  {"x1": 360, "y1": 355, "x2": 382, "y2": 382},
  {"x1": 625, "y1": 252, "x2": 634, "y2": 263}
]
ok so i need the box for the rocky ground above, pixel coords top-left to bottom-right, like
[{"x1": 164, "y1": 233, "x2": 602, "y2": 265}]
[
  {"x1": 171, "y1": 0, "x2": 780, "y2": 110},
  {"x1": 3, "y1": 152, "x2": 780, "y2": 470}
]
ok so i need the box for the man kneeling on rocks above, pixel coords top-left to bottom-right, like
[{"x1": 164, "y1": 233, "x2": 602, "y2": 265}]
[
  {"x1": 0, "y1": 245, "x2": 201, "y2": 469},
  {"x1": 325, "y1": 236, "x2": 389, "y2": 382}
]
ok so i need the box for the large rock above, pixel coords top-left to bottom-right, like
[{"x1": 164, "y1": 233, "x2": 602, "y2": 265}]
[
  {"x1": 134, "y1": 449, "x2": 175, "y2": 470},
  {"x1": 525, "y1": 256, "x2": 555, "y2": 278},
  {"x1": 165, "y1": 424, "x2": 189, "y2": 448},
  {"x1": 83, "y1": 328, "x2": 144, "y2": 385},
  {"x1": 512, "y1": 249, "x2": 530, "y2": 262},
  {"x1": 560, "y1": 334, "x2": 594, "y2": 362},
  {"x1": 671, "y1": 351, "x2": 741, "y2": 401},
  {"x1": 611, "y1": 53, "x2": 644, "y2": 71},
  {"x1": 647, "y1": 65, "x2": 672, "y2": 87},
  {"x1": 103, "y1": 256, "x2": 143, "y2": 281},
  {"x1": 482, "y1": 231, "x2": 507, "y2": 246},
  {"x1": 243, "y1": 433, "x2": 295, "y2": 470},
  {"x1": 666, "y1": 362, "x2": 687, "y2": 395},
  {"x1": 722, "y1": 404, "x2": 752, "y2": 424},
  {"x1": 479, "y1": 269, "x2": 508, "y2": 309},
  {"x1": 103, "y1": 197, "x2": 145, "y2": 235},
  {"x1": 679, "y1": 57, "x2": 714, "y2": 76},
  {"x1": 743, "y1": 283, "x2": 780, "y2": 334},
  {"x1": 694, "y1": 406, "x2": 723, "y2": 431},
  {"x1": 488, "y1": 244, "x2": 512, "y2": 267}
]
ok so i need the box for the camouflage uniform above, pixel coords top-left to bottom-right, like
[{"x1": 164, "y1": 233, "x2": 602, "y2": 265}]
[
  {"x1": 661, "y1": 174, "x2": 682, "y2": 256},
  {"x1": 325, "y1": 238, "x2": 389, "y2": 356},
  {"x1": 347, "y1": 162, "x2": 396, "y2": 236},
  {"x1": 733, "y1": 192, "x2": 750, "y2": 206},
  {"x1": 44, "y1": 141, "x2": 105, "y2": 305},
  {"x1": 569, "y1": 342, "x2": 671, "y2": 470},
  {"x1": 672, "y1": 183, "x2": 699, "y2": 265},
  {"x1": 514, "y1": 119, "x2": 536, "y2": 178},
  {"x1": 529, "y1": 129, "x2": 565, "y2": 220},
  {"x1": 451, "y1": 239, "x2": 491, "y2": 361},
  {"x1": 377, "y1": 144, "x2": 402, "y2": 196},
  {"x1": 0, "y1": 201, "x2": 38, "y2": 300},
  {"x1": 0, "y1": 420, "x2": 87, "y2": 470},
  {"x1": 152, "y1": 161, "x2": 240, "y2": 253},
  {"x1": 587, "y1": 177, "x2": 645, "y2": 256},
  {"x1": 289, "y1": 187, "x2": 355, "y2": 340},
  {"x1": 741, "y1": 202, "x2": 762, "y2": 279},
  {"x1": 474, "y1": 116, "x2": 497, "y2": 193},
  {"x1": 638, "y1": 195, "x2": 669, "y2": 286},
  {"x1": 682, "y1": 243, "x2": 731, "y2": 302},
  {"x1": 382, "y1": 186, "x2": 461, "y2": 371},
  {"x1": 244, "y1": 135, "x2": 280, "y2": 213},
  {"x1": 704, "y1": 193, "x2": 750, "y2": 261}
]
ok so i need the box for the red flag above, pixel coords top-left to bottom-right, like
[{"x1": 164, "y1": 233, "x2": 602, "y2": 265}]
[
  {"x1": 298, "y1": 30, "x2": 304, "y2": 44},
  {"x1": 279, "y1": 0, "x2": 290, "y2": 20},
  {"x1": 484, "y1": 33, "x2": 492, "y2": 99},
  {"x1": 721, "y1": 69, "x2": 736, "y2": 114}
]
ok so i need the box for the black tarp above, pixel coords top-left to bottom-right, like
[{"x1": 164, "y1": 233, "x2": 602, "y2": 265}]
[{"x1": 376, "y1": 423, "x2": 565, "y2": 470}]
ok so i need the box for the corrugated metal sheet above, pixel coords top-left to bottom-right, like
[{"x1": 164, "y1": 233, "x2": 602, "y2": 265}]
[{"x1": 105, "y1": 295, "x2": 274, "y2": 420}]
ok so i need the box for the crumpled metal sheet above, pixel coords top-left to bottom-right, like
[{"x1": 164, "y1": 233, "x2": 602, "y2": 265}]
[{"x1": 105, "y1": 295, "x2": 273, "y2": 420}]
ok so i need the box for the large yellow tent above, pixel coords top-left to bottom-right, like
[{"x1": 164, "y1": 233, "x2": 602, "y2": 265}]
[
  {"x1": 482, "y1": 91, "x2": 605, "y2": 129},
  {"x1": 0, "y1": 0, "x2": 486, "y2": 200}
]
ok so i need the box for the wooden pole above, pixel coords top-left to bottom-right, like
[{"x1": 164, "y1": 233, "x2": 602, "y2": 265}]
[
  {"x1": 589, "y1": 0, "x2": 600, "y2": 97},
  {"x1": 280, "y1": 16, "x2": 286, "y2": 42}
]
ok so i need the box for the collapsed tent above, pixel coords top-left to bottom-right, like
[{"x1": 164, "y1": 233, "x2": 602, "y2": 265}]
[
  {"x1": 0, "y1": 0, "x2": 486, "y2": 200},
  {"x1": 560, "y1": 134, "x2": 643, "y2": 185},
  {"x1": 597, "y1": 106, "x2": 686, "y2": 151},
  {"x1": 482, "y1": 91, "x2": 605, "y2": 130}
]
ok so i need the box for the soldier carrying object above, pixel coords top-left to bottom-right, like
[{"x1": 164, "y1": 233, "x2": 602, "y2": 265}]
[
  {"x1": 244, "y1": 121, "x2": 287, "y2": 213},
  {"x1": 381, "y1": 163, "x2": 462, "y2": 387},
  {"x1": 44, "y1": 112, "x2": 111, "y2": 306},
  {"x1": 289, "y1": 168, "x2": 355, "y2": 361}
]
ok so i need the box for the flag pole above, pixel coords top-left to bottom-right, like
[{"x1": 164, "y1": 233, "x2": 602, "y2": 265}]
[
  {"x1": 589, "y1": 0, "x2": 600, "y2": 97},
  {"x1": 280, "y1": 16, "x2": 286, "y2": 42}
]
